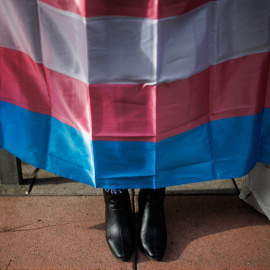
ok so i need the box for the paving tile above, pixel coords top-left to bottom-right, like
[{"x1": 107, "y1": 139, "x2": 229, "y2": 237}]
[
  {"x1": 166, "y1": 179, "x2": 238, "y2": 195},
  {"x1": 21, "y1": 162, "x2": 59, "y2": 180},
  {"x1": 234, "y1": 175, "x2": 246, "y2": 191},
  {"x1": 30, "y1": 178, "x2": 237, "y2": 196},
  {"x1": 20, "y1": 161, "x2": 239, "y2": 196},
  {"x1": 134, "y1": 179, "x2": 238, "y2": 195},
  {"x1": 136, "y1": 196, "x2": 270, "y2": 269},
  {"x1": 0, "y1": 184, "x2": 30, "y2": 196},
  {"x1": 30, "y1": 178, "x2": 103, "y2": 196},
  {"x1": 0, "y1": 196, "x2": 134, "y2": 270},
  {"x1": 30, "y1": 179, "x2": 134, "y2": 196},
  {"x1": 36, "y1": 169, "x2": 60, "y2": 179},
  {"x1": 21, "y1": 162, "x2": 36, "y2": 179},
  {"x1": 31, "y1": 178, "x2": 237, "y2": 196}
]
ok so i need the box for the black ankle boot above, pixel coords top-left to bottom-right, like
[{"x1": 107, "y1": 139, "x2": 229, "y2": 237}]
[
  {"x1": 103, "y1": 189, "x2": 135, "y2": 261},
  {"x1": 139, "y1": 188, "x2": 167, "y2": 261}
]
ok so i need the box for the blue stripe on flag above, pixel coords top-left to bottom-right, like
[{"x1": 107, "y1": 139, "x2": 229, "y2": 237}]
[
  {"x1": 0, "y1": 101, "x2": 95, "y2": 186},
  {"x1": 156, "y1": 112, "x2": 265, "y2": 188},
  {"x1": 0, "y1": 101, "x2": 269, "y2": 189}
]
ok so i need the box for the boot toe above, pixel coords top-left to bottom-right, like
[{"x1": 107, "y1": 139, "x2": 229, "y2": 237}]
[
  {"x1": 144, "y1": 251, "x2": 164, "y2": 261},
  {"x1": 140, "y1": 233, "x2": 166, "y2": 261},
  {"x1": 107, "y1": 236, "x2": 134, "y2": 261}
]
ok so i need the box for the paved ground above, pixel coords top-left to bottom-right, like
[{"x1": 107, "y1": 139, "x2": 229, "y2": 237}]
[
  {"x1": 0, "y1": 195, "x2": 269, "y2": 270},
  {"x1": 0, "y1": 162, "x2": 242, "y2": 196},
  {"x1": 0, "y1": 164, "x2": 270, "y2": 269}
]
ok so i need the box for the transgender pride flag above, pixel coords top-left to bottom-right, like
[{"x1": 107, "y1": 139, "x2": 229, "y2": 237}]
[{"x1": 0, "y1": 0, "x2": 269, "y2": 188}]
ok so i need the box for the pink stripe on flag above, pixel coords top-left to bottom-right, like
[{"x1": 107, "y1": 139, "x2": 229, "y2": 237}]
[
  {"x1": 210, "y1": 53, "x2": 270, "y2": 119},
  {"x1": 157, "y1": 68, "x2": 210, "y2": 142},
  {"x1": 90, "y1": 83, "x2": 156, "y2": 141},
  {"x1": 157, "y1": 52, "x2": 270, "y2": 141},
  {"x1": 1, "y1": 47, "x2": 269, "y2": 142},
  {"x1": 0, "y1": 47, "x2": 50, "y2": 115},
  {"x1": 39, "y1": 0, "x2": 212, "y2": 19},
  {"x1": 0, "y1": 48, "x2": 91, "y2": 135},
  {"x1": 44, "y1": 67, "x2": 92, "y2": 135},
  {"x1": 265, "y1": 60, "x2": 270, "y2": 109}
]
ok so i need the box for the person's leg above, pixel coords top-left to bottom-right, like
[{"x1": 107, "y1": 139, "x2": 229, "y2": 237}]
[
  {"x1": 104, "y1": 189, "x2": 126, "y2": 194},
  {"x1": 138, "y1": 188, "x2": 167, "y2": 261},
  {"x1": 103, "y1": 189, "x2": 135, "y2": 261}
]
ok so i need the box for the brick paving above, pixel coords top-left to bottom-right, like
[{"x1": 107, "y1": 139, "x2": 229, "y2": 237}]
[{"x1": 0, "y1": 193, "x2": 269, "y2": 269}]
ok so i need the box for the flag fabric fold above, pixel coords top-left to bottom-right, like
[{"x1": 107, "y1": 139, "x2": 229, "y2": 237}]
[{"x1": 0, "y1": 0, "x2": 269, "y2": 188}]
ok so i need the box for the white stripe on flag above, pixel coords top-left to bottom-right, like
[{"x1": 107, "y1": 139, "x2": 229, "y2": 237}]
[
  {"x1": 0, "y1": 0, "x2": 269, "y2": 84},
  {"x1": 0, "y1": 0, "x2": 42, "y2": 62},
  {"x1": 213, "y1": 0, "x2": 270, "y2": 65},
  {"x1": 157, "y1": 3, "x2": 211, "y2": 83},
  {"x1": 39, "y1": 2, "x2": 89, "y2": 83}
]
